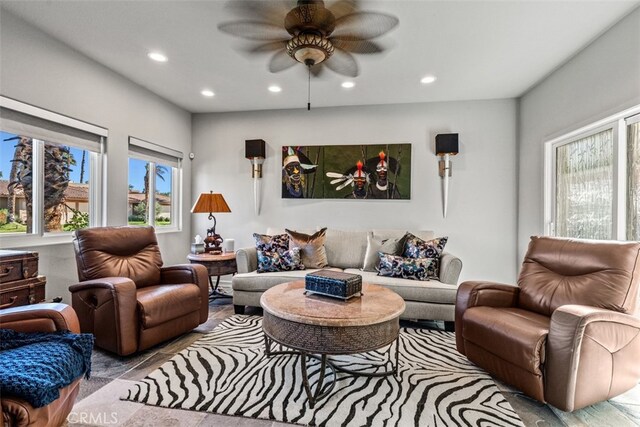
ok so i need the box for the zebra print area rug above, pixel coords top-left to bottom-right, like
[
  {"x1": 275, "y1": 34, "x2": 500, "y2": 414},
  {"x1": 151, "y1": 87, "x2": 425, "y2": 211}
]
[{"x1": 124, "y1": 315, "x2": 523, "y2": 427}]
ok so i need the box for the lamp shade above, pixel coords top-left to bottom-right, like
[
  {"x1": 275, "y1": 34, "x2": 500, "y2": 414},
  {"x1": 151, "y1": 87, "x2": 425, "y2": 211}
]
[
  {"x1": 191, "y1": 192, "x2": 231, "y2": 213},
  {"x1": 435, "y1": 134, "x2": 459, "y2": 155},
  {"x1": 245, "y1": 139, "x2": 266, "y2": 159}
]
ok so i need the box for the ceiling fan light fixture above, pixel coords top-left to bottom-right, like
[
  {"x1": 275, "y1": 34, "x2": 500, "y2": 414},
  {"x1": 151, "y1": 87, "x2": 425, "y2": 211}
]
[{"x1": 286, "y1": 33, "x2": 334, "y2": 66}]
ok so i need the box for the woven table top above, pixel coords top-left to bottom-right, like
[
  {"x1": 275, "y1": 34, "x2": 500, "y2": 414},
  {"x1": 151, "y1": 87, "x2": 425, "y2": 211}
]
[{"x1": 260, "y1": 281, "x2": 405, "y2": 327}]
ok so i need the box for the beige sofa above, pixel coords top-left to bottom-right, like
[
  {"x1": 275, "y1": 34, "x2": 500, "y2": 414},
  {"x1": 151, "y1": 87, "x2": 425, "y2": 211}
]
[{"x1": 232, "y1": 228, "x2": 463, "y2": 328}]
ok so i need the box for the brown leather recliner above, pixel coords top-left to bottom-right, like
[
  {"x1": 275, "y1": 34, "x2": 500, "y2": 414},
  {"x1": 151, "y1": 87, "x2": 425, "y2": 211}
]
[
  {"x1": 0, "y1": 304, "x2": 84, "y2": 427},
  {"x1": 69, "y1": 226, "x2": 209, "y2": 356},
  {"x1": 455, "y1": 236, "x2": 640, "y2": 412}
]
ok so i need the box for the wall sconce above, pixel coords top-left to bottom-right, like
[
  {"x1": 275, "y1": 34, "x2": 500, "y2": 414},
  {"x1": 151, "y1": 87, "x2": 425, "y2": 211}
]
[
  {"x1": 245, "y1": 139, "x2": 266, "y2": 215},
  {"x1": 435, "y1": 133, "x2": 459, "y2": 218}
]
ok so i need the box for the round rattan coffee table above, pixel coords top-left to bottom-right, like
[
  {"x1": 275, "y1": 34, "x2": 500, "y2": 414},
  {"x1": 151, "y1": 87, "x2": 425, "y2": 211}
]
[{"x1": 260, "y1": 281, "x2": 405, "y2": 408}]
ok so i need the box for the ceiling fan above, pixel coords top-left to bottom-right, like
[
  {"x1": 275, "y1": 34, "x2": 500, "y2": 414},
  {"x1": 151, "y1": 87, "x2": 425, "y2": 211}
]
[{"x1": 218, "y1": 0, "x2": 399, "y2": 81}]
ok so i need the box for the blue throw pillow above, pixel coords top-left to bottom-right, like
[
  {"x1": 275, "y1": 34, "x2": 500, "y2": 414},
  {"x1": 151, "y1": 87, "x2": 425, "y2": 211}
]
[
  {"x1": 402, "y1": 233, "x2": 448, "y2": 279},
  {"x1": 257, "y1": 248, "x2": 305, "y2": 273},
  {"x1": 377, "y1": 252, "x2": 432, "y2": 281}
]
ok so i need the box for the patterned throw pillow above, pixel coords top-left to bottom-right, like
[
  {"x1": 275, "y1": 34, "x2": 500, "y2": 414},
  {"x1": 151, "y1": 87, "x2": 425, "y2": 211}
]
[
  {"x1": 377, "y1": 252, "x2": 432, "y2": 281},
  {"x1": 286, "y1": 228, "x2": 328, "y2": 269},
  {"x1": 402, "y1": 233, "x2": 448, "y2": 279},
  {"x1": 253, "y1": 233, "x2": 289, "y2": 252},
  {"x1": 257, "y1": 248, "x2": 304, "y2": 273}
]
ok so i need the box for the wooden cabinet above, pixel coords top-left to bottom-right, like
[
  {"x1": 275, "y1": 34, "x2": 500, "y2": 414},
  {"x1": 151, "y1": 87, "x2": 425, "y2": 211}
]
[{"x1": 0, "y1": 250, "x2": 46, "y2": 310}]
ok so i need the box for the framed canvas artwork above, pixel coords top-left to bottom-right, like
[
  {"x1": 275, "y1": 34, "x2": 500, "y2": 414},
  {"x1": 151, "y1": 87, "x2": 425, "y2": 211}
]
[{"x1": 281, "y1": 143, "x2": 411, "y2": 199}]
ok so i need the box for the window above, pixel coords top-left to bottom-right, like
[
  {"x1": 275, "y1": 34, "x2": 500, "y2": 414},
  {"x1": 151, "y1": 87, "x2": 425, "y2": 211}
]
[
  {"x1": 0, "y1": 97, "x2": 105, "y2": 242},
  {"x1": 128, "y1": 137, "x2": 181, "y2": 230},
  {"x1": 627, "y1": 115, "x2": 640, "y2": 240},
  {"x1": 545, "y1": 105, "x2": 640, "y2": 240}
]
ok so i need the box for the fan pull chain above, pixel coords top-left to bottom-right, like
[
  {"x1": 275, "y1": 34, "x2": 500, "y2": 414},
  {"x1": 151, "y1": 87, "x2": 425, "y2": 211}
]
[{"x1": 307, "y1": 65, "x2": 311, "y2": 111}]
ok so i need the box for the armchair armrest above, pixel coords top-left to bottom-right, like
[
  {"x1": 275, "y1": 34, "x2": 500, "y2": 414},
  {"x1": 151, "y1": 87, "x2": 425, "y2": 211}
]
[
  {"x1": 455, "y1": 281, "x2": 519, "y2": 353},
  {"x1": 68, "y1": 277, "x2": 137, "y2": 356},
  {"x1": 236, "y1": 247, "x2": 257, "y2": 273},
  {"x1": 160, "y1": 264, "x2": 209, "y2": 323},
  {"x1": 0, "y1": 303, "x2": 80, "y2": 334},
  {"x1": 546, "y1": 305, "x2": 640, "y2": 411},
  {"x1": 439, "y1": 252, "x2": 462, "y2": 285}
]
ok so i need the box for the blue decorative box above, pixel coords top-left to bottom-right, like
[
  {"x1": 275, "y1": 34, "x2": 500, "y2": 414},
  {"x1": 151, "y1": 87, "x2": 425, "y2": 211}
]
[{"x1": 305, "y1": 269, "x2": 362, "y2": 300}]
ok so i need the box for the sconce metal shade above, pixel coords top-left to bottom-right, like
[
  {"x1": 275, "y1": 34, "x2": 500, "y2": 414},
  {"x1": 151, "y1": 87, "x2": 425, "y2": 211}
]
[
  {"x1": 245, "y1": 139, "x2": 266, "y2": 159},
  {"x1": 435, "y1": 134, "x2": 459, "y2": 155}
]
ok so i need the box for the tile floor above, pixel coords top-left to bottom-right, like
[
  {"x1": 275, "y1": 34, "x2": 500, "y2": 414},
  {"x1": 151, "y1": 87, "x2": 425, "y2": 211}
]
[{"x1": 67, "y1": 297, "x2": 640, "y2": 427}]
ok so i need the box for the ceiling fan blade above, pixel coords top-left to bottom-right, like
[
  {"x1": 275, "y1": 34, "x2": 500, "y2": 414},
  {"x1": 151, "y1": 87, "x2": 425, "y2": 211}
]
[
  {"x1": 218, "y1": 21, "x2": 290, "y2": 41},
  {"x1": 268, "y1": 50, "x2": 297, "y2": 73},
  {"x1": 331, "y1": 39, "x2": 383, "y2": 54},
  {"x1": 332, "y1": 12, "x2": 399, "y2": 41},
  {"x1": 224, "y1": 0, "x2": 290, "y2": 27},
  {"x1": 328, "y1": 0, "x2": 359, "y2": 19},
  {"x1": 244, "y1": 41, "x2": 288, "y2": 54},
  {"x1": 325, "y1": 49, "x2": 359, "y2": 77}
]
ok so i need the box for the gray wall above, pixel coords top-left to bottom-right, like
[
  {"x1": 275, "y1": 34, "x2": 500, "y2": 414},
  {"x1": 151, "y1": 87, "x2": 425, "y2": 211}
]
[
  {"x1": 518, "y1": 7, "x2": 640, "y2": 260},
  {"x1": 0, "y1": 12, "x2": 192, "y2": 301},
  {"x1": 192, "y1": 99, "x2": 518, "y2": 284}
]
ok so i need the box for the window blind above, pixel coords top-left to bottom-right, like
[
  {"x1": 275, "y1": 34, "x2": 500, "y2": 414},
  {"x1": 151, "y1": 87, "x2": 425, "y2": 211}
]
[
  {"x1": 0, "y1": 106, "x2": 104, "y2": 152},
  {"x1": 128, "y1": 137, "x2": 182, "y2": 168}
]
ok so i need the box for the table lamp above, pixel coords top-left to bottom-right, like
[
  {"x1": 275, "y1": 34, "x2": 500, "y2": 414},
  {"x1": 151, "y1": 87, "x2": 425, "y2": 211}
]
[{"x1": 191, "y1": 191, "x2": 231, "y2": 254}]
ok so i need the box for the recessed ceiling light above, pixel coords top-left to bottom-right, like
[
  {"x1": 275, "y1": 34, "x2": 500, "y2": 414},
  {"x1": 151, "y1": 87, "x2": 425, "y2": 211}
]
[
  {"x1": 341, "y1": 81, "x2": 355, "y2": 89},
  {"x1": 421, "y1": 75, "x2": 437, "y2": 84},
  {"x1": 201, "y1": 89, "x2": 215, "y2": 97},
  {"x1": 268, "y1": 85, "x2": 282, "y2": 93},
  {"x1": 148, "y1": 52, "x2": 168, "y2": 62}
]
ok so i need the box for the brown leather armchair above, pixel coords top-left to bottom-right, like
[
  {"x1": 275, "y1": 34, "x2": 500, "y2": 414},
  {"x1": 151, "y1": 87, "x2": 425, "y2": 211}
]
[
  {"x1": 69, "y1": 226, "x2": 209, "y2": 356},
  {"x1": 455, "y1": 236, "x2": 640, "y2": 412},
  {"x1": 0, "y1": 303, "x2": 83, "y2": 427}
]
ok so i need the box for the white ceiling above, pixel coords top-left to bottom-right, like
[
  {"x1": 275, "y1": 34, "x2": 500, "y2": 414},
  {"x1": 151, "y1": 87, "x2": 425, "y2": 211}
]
[{"x1": 1, "y1": 1, "x2": 638, "y2": 113}]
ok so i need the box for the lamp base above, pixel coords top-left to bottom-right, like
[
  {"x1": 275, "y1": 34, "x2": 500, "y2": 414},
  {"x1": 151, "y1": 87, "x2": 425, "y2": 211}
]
[
  {"x1": 205, "y1": 246, "x2": 223, "y2": 255},
  {"x1": 204, "y1": 226, "x2": 223, "y2": 255}
]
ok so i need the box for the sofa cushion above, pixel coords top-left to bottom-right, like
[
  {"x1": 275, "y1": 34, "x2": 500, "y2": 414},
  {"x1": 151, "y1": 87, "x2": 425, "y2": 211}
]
[
  {"x1": 324, "y1": 229, "x2": 369, "y2": 269},
  {"x1": 287, "y1": 228, "x2": 329, "y2": 269},
  {"x1": 233, "y1": 269, "x2": 335, "y2": 292},
  {"x1": 136, "y1": 284, "x2": 200, "y2": 329},
  {"x1": 267, "y1": 227, "x2": 316, "y2": 236},
  {"x1": 378, "y1": 252, "x2": 432, "y2": 281},
  {"x1": 257, "y1": 248, "x2": 304, "y2": 273},
  {"x1": 373, "y1": 229, "x2": 434, "y2": 242},
  {"x1": 403, "y1": 234, "x2": 448, "y2": 279},
  {"x1": 362, "y1": 233, "x2": 404, "y2": 271},
  {"x1": 345, "y1": 269, "x2": 457, "y2": 304},
  {"x1": 462, "y1": 306, "x2": 550, "y2": 375}
]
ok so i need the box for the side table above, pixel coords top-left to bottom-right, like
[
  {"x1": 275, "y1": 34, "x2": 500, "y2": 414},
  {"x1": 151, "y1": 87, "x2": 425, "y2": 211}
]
[{"x1": 187, "y1": 252, "x2": 237, "y2": 300}]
